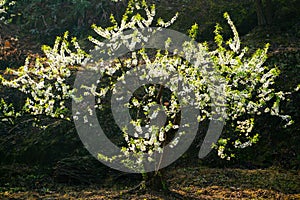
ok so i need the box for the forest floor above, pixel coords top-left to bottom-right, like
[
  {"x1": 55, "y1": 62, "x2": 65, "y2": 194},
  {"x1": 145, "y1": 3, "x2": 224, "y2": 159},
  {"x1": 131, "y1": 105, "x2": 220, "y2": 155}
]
[{"x1": 0, "y1": 163, "x2": 299, "y2": 199}]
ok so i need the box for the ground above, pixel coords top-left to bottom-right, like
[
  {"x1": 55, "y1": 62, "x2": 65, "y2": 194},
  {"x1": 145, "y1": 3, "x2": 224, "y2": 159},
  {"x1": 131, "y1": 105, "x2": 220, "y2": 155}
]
[{"x1": 0, "y1": 162, "x2": 299, "y2": 199}]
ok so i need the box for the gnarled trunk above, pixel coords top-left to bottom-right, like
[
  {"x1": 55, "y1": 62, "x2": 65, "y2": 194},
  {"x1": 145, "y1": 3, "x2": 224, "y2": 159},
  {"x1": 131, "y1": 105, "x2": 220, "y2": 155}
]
[{"x1": 144, "y1": 170, "x2": 168, "y2": 192}]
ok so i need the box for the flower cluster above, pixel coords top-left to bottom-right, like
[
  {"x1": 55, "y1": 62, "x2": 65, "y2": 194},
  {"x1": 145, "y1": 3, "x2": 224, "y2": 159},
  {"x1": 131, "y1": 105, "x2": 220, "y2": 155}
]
[
  {"x1": 210, "y1": 13, "x2": 293, "y2": 159},
  {"x1": 0, "y1": 32, "x2": 86, "y2": 125},
  {"x1": 0, "y1": 0, "x2": 15, "y2": 23},
  {"x1": 75, "y1": 0, "x2": 294, "y2": 170}
]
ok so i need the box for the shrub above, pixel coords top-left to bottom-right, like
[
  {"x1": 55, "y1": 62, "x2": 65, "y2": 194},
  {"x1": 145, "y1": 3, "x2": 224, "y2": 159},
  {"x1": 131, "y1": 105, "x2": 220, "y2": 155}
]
[{"x1": 0, "y1": 0, "x2": 297, "y2": 173}]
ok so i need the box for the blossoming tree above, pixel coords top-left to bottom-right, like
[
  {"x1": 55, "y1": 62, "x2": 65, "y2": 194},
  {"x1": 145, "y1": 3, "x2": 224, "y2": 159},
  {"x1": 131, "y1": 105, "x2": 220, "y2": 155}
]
[{"x1": 0, "y1": 0, "x2": 296, "y2": 191}]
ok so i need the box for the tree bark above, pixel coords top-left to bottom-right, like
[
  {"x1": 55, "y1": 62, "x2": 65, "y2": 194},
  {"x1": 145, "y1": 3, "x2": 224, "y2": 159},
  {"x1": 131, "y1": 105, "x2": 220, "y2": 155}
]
[
  {"x1": 144, "y1": 170, "x2": 168, "y2": 192},
  {"x1": 265, "y1": 0, "x2": 273, "y2": 25},
  {"x1": 255, "y1": 0, "x2": 267, "y2": 26},
  {"x1": 255, "y1": 0, "x2": 273, "y2": 26}
]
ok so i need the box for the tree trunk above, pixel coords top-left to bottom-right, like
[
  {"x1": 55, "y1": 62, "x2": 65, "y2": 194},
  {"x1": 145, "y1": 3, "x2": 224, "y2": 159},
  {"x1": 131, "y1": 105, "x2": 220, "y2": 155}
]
[
  {"x1": 255, "y1": 0, "x2": 267, "y2": 26},
  {"x1": 255, "y1": 0, "x2": 273, "y2": 26},
  {"x1": 144, "y1": 170, "x2": 168, "y2": 192},
  {"x1": 265, "y1": 0, "x2": 273, "y2": 25}
]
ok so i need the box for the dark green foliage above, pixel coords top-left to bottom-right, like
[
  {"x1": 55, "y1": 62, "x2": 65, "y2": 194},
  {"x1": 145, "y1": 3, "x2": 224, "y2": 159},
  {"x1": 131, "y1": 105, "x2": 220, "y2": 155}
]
[
  {"x1": 152, "y1": 0, "x2": 256, "y2": 41},
  {"x1": 0, "y1": 119, "x2": 83, "y2": 165},
  {"x1": 6, "y1": 0, "x2": 128, "y2": 43},
  {"x1": 3, "y1": 0, "x2": 299, "y2": 45}
]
